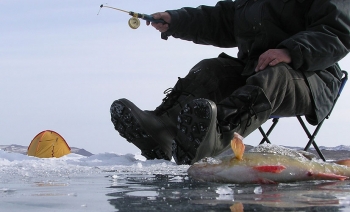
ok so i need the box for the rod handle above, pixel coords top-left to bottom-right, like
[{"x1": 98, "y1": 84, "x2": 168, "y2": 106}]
[{"x1": 142, "y1": 14, "x2": 166, "y2": 24}]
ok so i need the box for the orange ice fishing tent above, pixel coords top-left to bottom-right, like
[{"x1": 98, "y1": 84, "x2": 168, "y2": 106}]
[{"x1": 27, "y1": 130, "x2": 71, "y2": 158}]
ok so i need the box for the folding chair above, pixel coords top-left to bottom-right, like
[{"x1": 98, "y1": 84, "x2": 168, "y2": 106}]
[{"x1": 258, "y1": 70, "x2": 348, "y2": 161}]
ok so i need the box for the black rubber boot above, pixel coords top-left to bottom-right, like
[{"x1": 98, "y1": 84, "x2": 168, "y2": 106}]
[
  {"x1": 172, "y1": 99, "x2": 219, "y2": 165},
  {"x1": 110, "y1": 77, "x2": 212, "y2": 160},
  {"x1": 173, "y1": 86, "x2": 272, "y2": 165},
  {"x1": 110, "y1": 99, "x2": 174, "y2": 160}
]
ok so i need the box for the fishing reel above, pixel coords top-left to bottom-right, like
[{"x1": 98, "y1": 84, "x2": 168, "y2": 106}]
[
  {"x1": 99, "y1": 4, "x2": 166, "y2": 29},
  {"x1": 128, "y1": 17, "x2": 140, "y2": 29}
]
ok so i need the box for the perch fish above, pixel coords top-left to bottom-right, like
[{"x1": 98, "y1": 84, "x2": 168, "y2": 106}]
[{"x1": 188, "y1": 133, "x2": 350, "y2": 184}]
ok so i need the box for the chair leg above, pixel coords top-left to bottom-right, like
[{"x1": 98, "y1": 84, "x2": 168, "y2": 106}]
[
  {"x1": 297, "y1": 116, "x2": 326, "y2": 161},
  {"x1": 311, "y1": 141, "x2": 326, "y2": 162},
  {"x1": 259, "y1": 118, "x2": 279, "y2": 144},
  {"x1": 258, "y1": 127, "x2": 271, "y2": 144}
]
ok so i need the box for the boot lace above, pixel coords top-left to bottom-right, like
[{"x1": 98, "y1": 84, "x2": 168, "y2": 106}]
[
  {"x1": 220, "y1": 96, "x2": 258, "y2": 134},
  {"x1": 155, "y1": 78, "x2": 194, "y2": 116},
  {"x1": 241, "y1": 104, "x2": 258, "y2": 134}
]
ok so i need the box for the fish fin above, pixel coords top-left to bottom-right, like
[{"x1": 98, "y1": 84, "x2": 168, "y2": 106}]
[
  {"x1": 257, "y1": 178, "x2": 278, "y2": 184},
  {"x1": 253, "y1": 165, "x2": 286, "y2": 173},
  {"x1": 308, "y1": 172, "x2": 349, "y2": 181},
  {"x1": 334, "y1": 159, "x2": 350, "y2": 167},
  {"x1": 231, "y1": 132, "x2": 245, "y2": 160}
]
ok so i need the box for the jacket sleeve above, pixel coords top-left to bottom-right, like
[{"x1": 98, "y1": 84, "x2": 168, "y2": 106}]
[
  {"x1": 277, "y1": 0, "x2": 350, "y2": 71},
  {"x1": 161, "y1": 1, "x2": 237, "y2": 48}
]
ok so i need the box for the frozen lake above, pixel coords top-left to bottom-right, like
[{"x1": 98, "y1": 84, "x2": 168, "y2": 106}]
[{"x1": 2, "y1": 150, "x2": 350, "y2": 212}]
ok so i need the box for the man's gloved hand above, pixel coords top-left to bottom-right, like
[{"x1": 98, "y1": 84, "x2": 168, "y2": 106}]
[{"x1": 146, "y1": 12, "x2": 171, "y2": 33}]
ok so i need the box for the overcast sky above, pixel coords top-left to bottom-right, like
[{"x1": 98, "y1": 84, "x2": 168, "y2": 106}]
[{"x1": 1, "y1": 1, "x2": 349, "y2": 155}]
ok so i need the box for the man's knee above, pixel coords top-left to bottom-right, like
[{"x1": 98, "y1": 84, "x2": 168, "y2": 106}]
[
  {"x1": 188, "y1": 58, "x2": 221, "y2": 75},
  {"x1": 246, "y1": 63, "x2": 292, "y2": 88},
  {"x1": 258, "y1": 63, "x2": 290, "y2": 77}
]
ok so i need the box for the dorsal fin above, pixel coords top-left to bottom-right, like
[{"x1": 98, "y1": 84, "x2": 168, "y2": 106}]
[{"x1": 231, "y1": 132, "x2": 245, "y2": 160}]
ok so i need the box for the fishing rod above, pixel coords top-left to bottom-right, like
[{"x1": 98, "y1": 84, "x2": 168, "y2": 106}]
[{"x1": 98, "y1": 4, "x2": 166, "y2": 29}]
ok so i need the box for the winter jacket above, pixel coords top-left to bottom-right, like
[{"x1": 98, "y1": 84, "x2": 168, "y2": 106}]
[{"x1": 161, "y1": 0, "x2": 350, "y2": 125}]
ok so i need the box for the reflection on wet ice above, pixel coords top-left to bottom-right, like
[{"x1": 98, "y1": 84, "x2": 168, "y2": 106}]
[{"x1": 106, "y1": 171, "x2": 350, "y2": 212}]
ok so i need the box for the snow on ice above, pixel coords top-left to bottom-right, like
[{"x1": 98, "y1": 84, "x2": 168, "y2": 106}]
[
  {"x1": 0, "y1": 148, "x2": 189, "y2": 212},
  {"x1": 0, "y1": 149, "x2": 187, "y2": 183}
]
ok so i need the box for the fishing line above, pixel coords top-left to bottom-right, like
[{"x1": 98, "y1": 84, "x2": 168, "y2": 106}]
[{"x1": 97, "y1": 2, "x2": 108, "y2": 15}]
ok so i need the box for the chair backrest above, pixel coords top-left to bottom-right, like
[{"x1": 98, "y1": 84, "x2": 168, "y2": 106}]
[
  {"x1": 338, "y1": 70, "x2": 348, "y2": 95},
  {"x1": 325, "y1": 70, "x2": 348, "y2": 119}
]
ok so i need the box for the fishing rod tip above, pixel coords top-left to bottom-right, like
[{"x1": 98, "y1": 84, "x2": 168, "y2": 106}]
[{"x1": 100, "y1": 4, "x2": 103, "y2": 8}]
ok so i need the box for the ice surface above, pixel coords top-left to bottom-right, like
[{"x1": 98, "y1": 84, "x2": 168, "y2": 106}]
[
  {"x1": 2, "y1": 149, "x2": 350, "y2": 212},
  {"x1": 216, "y1": 185, "x2": 234, "y2": 201},
  {"x1": 0, "y1": 150, "x2": 187, "y2": 212},
  {"x1": 253, "y1": 186, "x2": 262, "y2": 194}
]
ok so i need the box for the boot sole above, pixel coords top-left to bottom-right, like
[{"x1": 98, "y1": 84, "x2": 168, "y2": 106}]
[
  {"x1": 110, "y1": 100, "x2": 170, "y2": 160},
  {"x1": 173, "y1": 99, "x2": 216, "y2": 165}
]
